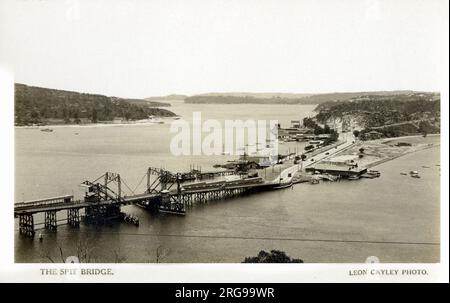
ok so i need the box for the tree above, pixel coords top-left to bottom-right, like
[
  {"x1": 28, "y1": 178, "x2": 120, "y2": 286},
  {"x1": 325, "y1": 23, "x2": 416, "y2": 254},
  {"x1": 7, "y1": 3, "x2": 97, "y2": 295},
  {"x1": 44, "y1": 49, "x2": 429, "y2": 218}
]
[
  {"x1": 91, "y1": 108, "x2": 98, "y2": 123},
  {"x1": 243, "y1": 250, "x2": 303, "y2": 263},
  {"x1": 353, "y1": 130, "x2": 360, "y2": 138},
  {"x1": 313, "y1": 125, "x2": 323, "y2": 135},
  {"x1": 73, "y1": 111, "x2": 81, "y2": 124},
  {"x1": 359, "y1": 147, "x2": 365, "y2": 154},
  {"x1": 302, "y1": 117, "x2": 317, "y2": 129}
]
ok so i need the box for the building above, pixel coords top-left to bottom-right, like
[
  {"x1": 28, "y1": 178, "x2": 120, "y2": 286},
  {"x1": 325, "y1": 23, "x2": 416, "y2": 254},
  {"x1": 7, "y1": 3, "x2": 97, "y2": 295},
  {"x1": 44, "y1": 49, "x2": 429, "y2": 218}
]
[
  {"x1": 277, "y1": 123, "x2": 313, "y2": 140},
  {"x1": 112, "y1": 117, "x2": 125, "y2": 124},
  {"x1": 308, "y1": 140, "x2": 324, "y2": 147},
  {"x1": 362, "y1": 130, "x2": 383, "y2": 140},
  {"x1": 396, "y1": 142, "x2": 412, "y2": 147},
  {"x1": 290, "y1": 120, "x2": 301, "y2": 128},
  {"x1": 305, "y1": 155, "x2": 367, "y2": 177}
]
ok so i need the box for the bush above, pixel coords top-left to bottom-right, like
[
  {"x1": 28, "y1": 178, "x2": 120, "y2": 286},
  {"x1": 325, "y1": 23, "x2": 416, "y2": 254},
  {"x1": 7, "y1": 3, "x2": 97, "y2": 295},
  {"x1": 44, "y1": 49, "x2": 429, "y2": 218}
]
[{"x1": 242, "y1": 250, "x2": 304, "y2": 263}]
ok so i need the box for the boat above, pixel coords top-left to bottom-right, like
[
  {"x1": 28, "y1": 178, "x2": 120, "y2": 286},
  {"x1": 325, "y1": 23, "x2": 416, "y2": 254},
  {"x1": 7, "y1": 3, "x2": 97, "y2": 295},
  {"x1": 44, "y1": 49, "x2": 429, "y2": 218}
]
[
  {"x1": 310, "y1": 178, "x2": 320, "y2": 184},
  {"x1": 272, "y1": 181, "x2": 293, "y2": 189},
  {"x1": 158, "y1": 207, "x2": 186, "y2": 216},
  {"x1": 409, "y1": 171, "x2": 421, "y2": 178},
  {"x1": 40, "y1": 128, "x2": 53, "y2": 132},
  {"x1": 348, "y1": 175, "x2": 360, "y2": 180},
  {"x1": 366, "y1": 170, "x2": 381, "y2": 177},
  {"x1": 400, "y1": 172, "x2": 408, "y2": 175},
  {"x1": 321, "y1": 173, "x2": 339, "y2": 182},
  {"x1": 123, "y1": 214, "x2": 139, "y2": 226}
]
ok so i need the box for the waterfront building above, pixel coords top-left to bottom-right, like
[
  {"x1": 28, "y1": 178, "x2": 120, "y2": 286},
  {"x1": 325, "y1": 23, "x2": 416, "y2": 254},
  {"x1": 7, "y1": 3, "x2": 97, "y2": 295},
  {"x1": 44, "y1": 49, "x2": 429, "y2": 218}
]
[{"x1": 305, "y1": 155, "x2": 367, "y2": 177}]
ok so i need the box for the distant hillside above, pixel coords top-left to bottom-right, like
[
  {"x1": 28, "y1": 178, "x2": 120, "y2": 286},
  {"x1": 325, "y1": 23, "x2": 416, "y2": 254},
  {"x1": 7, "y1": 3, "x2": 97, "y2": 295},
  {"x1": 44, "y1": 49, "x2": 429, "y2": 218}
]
[
  {"x1": 196, "y1": 92, "x2": 313, "y2": 99},
  {"x1": 300, "y1": 91, "x2": 419, "y2": 105},
  {"x1": 184, "y1": 91, "x2": 428, "y2": 105},
  {"x1": 184, "y1": 95, "x2": 312, "y2": 104},
  {"x1": 15, "y1": 83, "x2": 176, "y2": 126},
  {"x1": 314, "y1": 92, "x2": 440, "y2": 113},
  {"x1": 146, "y1": 94, "x2": 187, "y2": 101}
]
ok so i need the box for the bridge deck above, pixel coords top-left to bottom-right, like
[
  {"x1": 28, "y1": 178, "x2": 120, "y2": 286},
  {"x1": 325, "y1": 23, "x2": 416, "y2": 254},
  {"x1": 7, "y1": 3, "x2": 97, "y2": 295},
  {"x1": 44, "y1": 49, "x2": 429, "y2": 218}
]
[{"x1": 14, "y1": 180, "x2": 275, "y2": 215}]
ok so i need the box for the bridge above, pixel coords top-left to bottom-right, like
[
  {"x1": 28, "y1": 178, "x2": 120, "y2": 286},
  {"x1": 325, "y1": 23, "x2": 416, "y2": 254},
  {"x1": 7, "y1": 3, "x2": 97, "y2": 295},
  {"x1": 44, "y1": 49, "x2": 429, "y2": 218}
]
[{"x1": 14, "y1": 168, "x2": 280, "y2": 237}]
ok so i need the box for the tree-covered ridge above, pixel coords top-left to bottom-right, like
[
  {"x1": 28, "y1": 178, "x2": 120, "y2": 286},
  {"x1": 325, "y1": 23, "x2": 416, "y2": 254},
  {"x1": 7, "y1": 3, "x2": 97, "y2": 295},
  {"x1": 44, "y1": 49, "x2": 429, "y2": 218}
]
[
  {"x1": 314, "y1": 93, "x2": 440, "y2": 128},
  {"x1": 184, "y1": 91, "x2": 431, "y2": 105},
  {"x1": 185, "y1": 95, "x2": 313, "y2": 104},
  {"x1": 15, "y1": 83, "x2": 176, "y2": 125}
]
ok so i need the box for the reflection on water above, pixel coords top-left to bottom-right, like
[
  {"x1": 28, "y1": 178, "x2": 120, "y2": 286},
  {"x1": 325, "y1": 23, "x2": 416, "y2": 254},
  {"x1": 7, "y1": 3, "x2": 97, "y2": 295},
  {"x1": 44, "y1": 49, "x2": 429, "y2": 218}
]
[{"x1": 15, "y1": 103, "x2": 440, "y2": 263}]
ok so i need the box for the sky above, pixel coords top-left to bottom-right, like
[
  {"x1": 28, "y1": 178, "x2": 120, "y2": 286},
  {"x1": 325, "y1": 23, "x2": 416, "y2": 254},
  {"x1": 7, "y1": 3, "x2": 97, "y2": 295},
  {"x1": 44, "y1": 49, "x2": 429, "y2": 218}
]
[{"x1": 0, "y1": 0, "x2": 448, "y2": 98}]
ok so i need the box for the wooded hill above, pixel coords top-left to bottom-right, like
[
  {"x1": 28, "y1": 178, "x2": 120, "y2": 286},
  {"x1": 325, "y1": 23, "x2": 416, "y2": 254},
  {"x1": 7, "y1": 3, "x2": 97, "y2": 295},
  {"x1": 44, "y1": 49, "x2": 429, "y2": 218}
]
[
  {"x1": 15, "y1": 83, "x2": 176, "y2": 126},
  {"x1": 314, "y1": 92, "x2": 440, "y2": 127}
]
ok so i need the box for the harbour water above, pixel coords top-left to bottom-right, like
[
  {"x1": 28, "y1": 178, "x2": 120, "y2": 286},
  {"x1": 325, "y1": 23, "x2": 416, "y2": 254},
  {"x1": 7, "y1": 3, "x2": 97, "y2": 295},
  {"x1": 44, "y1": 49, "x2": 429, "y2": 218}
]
[{"x1": 14, "y1": 103, "x2": 440, "y2": 263}]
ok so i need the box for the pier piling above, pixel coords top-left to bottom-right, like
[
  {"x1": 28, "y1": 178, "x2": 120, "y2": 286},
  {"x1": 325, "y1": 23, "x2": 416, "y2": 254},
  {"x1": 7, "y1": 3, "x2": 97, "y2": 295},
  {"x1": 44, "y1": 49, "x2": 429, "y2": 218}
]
[
  {"x1": 19, "y1": 214, "x2": 35, "y2": 237},
  {"x1": 44, "y1": 210, "x2": 57, "y2": 231}
]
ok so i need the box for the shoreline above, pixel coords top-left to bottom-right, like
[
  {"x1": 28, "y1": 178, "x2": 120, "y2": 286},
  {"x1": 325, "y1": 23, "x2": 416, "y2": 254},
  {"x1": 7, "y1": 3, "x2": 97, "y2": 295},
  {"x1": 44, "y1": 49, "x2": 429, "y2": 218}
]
[
  {"x1": 367, "y1": 143, "x2": 440, "y2": 169},
  {"x1": 334, "y1": 134, "x2": 441, "y2": 169},
  {"x1": 14, "y1": 117, "x2": 179, "y2": 129}
]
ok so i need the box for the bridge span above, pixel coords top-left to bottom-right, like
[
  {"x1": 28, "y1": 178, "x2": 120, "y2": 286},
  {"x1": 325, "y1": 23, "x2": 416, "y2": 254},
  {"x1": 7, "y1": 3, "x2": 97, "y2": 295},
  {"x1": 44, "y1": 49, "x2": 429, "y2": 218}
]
[{"x1": 14, "y1": 168, "x2": 282, "y2": 237}]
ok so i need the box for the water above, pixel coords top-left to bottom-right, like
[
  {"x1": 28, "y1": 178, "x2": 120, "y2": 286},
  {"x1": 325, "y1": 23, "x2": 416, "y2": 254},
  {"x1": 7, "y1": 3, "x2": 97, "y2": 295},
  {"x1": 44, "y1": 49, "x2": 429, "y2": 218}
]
[{"x1": 15, "y1": 103, "x2": 440, "y2": 263}]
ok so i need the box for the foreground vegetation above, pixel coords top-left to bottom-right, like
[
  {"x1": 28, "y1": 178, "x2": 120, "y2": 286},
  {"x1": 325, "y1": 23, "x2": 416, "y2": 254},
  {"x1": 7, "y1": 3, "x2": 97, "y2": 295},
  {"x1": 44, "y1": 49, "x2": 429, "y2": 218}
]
[{"x1": 242, "y1": 250, "x2": 303, "y2": 263}]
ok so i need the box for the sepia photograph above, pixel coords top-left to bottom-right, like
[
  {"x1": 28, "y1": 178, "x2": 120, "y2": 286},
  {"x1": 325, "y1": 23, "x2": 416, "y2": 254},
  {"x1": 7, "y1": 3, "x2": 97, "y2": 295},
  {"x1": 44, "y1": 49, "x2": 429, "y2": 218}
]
[{"x1": 0, "y1": 0, "x2": 448, "y2": 284}]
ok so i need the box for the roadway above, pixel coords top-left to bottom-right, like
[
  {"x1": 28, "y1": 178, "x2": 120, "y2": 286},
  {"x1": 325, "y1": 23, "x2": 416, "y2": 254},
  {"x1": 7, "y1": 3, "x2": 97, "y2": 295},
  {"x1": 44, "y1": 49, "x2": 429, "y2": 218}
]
[{"x1": 274, "y1": 132, "x2": 356, "y2": 186}]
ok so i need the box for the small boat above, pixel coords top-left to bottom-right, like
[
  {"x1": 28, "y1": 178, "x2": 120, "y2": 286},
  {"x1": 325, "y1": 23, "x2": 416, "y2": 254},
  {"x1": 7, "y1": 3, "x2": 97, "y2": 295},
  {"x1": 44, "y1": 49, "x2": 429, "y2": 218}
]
[
  {"x1": 409, "y1": 170, "x2": 421, "y2": 178},
  {"x1": 272, "y1": 181, "x2": 293, "y2": 189},
  {"x1": 310, "y1": 178, "x2": 320, "y2": 184},
  {"x1": 123, "y1": 214, "x2": 139, "y2": 226},
  {"x1": 321, "y1": 174, "x2": 338, "y2": 182},
  {"x1": 348, "y1": 175, "x2": 360, "y2": 180},
  {"x1": 40, "y1": 128, "x2": 53, "y2": 132},
  {"x1": 422, "y1": 166, "x2": 430, "y2": 168},
  {"x1": 158, "y1": 207, "x2": 186, "y2": 216},
  {"x1": 366, "y1": 170, "x2": 381, "y2": 177},
  {"x1": 400, "y1": 172, "x2": 408, "y2": 175}
]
